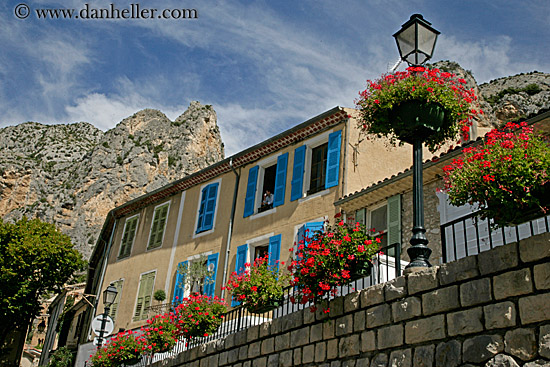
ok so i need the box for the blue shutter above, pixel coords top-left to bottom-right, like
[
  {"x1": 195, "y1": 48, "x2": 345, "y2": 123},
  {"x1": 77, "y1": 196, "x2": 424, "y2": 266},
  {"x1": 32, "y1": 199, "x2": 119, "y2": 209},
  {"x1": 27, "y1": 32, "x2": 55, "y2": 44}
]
[
  {"x1": 244, "y1": 166, "x2": 259, "y2": 217},
  {"x1": 196, "y1": 186, "x2": 209, "y2": 233},
  {"x1": 325, "y1": 130, "x2": 342, "y2": 189},
  {"x1": 202, "y1": 183, "x2": 219, "y2": 231},
  {"x1": 172, "y1": 260, "x2": 188, "y2": 305},
  {"x1": 291, "y1": 146, "x2": 306, "y2": 201},
  {"x1": 268, "y1": 234, "x2": 282, "y2": 271},
  {"x1": 273, "y1": 154, "x2": 288, "y2": 207},
  {"x1": 204, "y1": 253, "x2": 219, "y2": 298},
  {"x1": 232, "y1": 244, "x2": 249, "y2": 307},
  {"x1": 304, "y1": 222, "x2": 324, "y2": 246}
]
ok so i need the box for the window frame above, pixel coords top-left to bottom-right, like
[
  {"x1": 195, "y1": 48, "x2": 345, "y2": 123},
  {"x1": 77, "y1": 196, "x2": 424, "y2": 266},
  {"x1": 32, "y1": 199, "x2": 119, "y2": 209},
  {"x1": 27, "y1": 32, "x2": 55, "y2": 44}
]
[
  {"x1": 117, "y1": 214, "x2": 140, "y2": 260},
  {"x1": 147, "y1": 201, "x2": 171, "y2": 251},
  {"x1": 133, "y1": 270, "x2": 156, "y2": 322},
  {"x1": 193, "y1": 178, "x2": 221, "y2": 237},
  {"x1": 291, "y1": 129, "x2": 342, "y2": 202}
]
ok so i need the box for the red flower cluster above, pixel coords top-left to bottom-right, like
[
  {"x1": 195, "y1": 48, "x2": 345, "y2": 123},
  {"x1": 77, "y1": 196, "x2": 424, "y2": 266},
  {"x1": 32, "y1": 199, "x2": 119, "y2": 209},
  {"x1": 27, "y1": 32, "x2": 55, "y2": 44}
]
[
  {"x1": 443, "y1": 121, "x2": 550, "y2": 227},
  {"x1": 357, "y1": 66, "x2": 481, "y2": 152},
  {"x1": 89, "y1": 330, "x2": 142, "y2": 367},
  {"x1": 172, "y1": 293, "x2": 227, "y2": 340},
  {"x1": 289, "y1": 216, "x2": 382, "y2": 311},
  {"x1": 223, "y1": 255, "x2": 289, "y2": 312}
]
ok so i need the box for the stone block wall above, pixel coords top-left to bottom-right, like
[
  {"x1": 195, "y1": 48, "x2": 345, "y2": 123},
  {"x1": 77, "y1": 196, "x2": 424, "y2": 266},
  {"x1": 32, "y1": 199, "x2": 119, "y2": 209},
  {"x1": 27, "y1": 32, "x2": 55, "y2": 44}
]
[{"x1": 152, "y1": 232, "x2": 550, "y2": 367}]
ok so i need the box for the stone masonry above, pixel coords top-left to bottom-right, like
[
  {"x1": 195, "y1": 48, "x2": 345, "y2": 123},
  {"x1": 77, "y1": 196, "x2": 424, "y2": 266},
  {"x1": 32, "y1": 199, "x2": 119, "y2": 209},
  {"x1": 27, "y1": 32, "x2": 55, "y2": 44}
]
[{"x1": 152, "y1": 232, "x2": 550, "y2": 367}]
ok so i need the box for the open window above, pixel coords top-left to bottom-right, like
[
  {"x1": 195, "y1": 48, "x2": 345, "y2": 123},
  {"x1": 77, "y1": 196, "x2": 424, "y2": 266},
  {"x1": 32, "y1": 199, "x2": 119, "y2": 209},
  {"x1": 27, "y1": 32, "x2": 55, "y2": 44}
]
[
  {"x1": 231, "y1": 234, "x2": 281, "y2": 306},
  {"x1": 172, "y1": 253, "x2": 219, "y2": 304},
  {"x1": 243, "y1": 153, "x2": 289, "y2": 217},
  {"x1": 291, "y1": 130, "x2": 342, "y2": 201}
]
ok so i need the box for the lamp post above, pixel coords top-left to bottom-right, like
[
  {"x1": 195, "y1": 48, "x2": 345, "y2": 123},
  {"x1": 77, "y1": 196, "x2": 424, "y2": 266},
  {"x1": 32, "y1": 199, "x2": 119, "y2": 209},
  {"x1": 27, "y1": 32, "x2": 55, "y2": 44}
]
[
  {"x1": 97, "y1": 284, "x2": 118, "y2": 349},
  {"x1": 393, "y1": 14, "x2": 440, "y2": 271}
]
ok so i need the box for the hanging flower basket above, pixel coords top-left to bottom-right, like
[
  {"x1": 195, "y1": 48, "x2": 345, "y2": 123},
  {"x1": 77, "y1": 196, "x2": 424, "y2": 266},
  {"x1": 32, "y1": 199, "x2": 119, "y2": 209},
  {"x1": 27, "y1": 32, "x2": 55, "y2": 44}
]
[
  {"x1": 348, "y1": 259, "x2": 373, "y2": 281},
  {"x1": 389, "y1": 101, "x2": 446, "y2": 144},
  {"x1": 486, "y1": 184, "x2": 549, "y2": 226},
  {"x1": 356, "y1": 66, "x2": 480, "y2": 152},
  {"x1": 246, "y1": 298, "x2": 282, "y2": 314},
  {"x1": 443, "y1": 122, "x2": 550, "y2": 228},
  {"x1": 122, "y1": 357, "x2": 142, "y2": 366}
]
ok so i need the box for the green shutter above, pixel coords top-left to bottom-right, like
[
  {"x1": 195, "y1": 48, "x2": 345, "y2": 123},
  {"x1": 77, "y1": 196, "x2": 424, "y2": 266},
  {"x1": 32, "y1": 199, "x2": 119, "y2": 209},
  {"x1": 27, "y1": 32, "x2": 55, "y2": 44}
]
[
  {"x1": 109, "y1": 280, "x2": 124, "y2": 321},
  {"x1": 387, "y1": 194, "x2": 401, "y2": 247},
  {"x1": 119, "y1": 216, "x2": 138, "y2": 258},
  {"x1": 148, "y1": 203, "x2": 169, "y2": 249},
  {"x1": 133, "y1": 272, "x2": 155, "y2": 321},
  {"x1": 355, "y1": 208, "x2": 366, "y2": 226}
]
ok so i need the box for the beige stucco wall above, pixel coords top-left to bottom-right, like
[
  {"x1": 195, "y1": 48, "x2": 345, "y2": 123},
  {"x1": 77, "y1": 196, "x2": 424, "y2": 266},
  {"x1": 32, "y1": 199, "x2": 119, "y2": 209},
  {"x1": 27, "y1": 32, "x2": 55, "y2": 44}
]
[{"x1": 101, "y1": 192, "x2": 183, "y2": 331}]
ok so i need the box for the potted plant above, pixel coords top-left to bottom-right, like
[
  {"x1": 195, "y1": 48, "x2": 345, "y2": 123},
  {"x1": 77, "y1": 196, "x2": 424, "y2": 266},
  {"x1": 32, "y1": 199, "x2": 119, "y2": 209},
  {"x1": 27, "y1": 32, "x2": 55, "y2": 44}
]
[
  {"x1": 153, "y1": 290, "x2": 166, "y2": 303},
  {"x1": 89, "y1": 331, "x2": 142, "y2": 367},
  {"x1": 223, "y1": 255, "x2": 290, "y2": 314},
  {"x1": 443, "y1": 121, "x2": 550, "y2": 227},
  {"x1": 173, "y1": 293, "x2": 227, "y2": 340},
  {"x1": 288, "y1": 216, "x2": 382, "y2": 311},
  {"x1": 141, "y1": 314, "x2": 177, "y2": 354},
  {"x1": 356, "y1": 66, "x2": 480, "y2": 152}
]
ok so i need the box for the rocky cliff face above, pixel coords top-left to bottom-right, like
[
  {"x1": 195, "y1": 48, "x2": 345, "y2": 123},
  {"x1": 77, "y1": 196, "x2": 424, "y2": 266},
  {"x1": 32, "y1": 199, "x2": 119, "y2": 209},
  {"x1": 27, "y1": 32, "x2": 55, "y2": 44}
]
[
  {"x1": 433, "y1": 61, "x2": 550, "y2": 128},
  {"x1": 0, "y1": 101, "x2": 224, "y2": 259}
]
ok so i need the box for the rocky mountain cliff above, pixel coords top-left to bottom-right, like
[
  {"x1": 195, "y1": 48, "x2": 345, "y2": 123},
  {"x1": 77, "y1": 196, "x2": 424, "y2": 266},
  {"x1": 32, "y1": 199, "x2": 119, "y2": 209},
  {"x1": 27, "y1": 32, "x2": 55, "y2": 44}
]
[
  {"x1": 433, "y1": 61, "x2": 550, "y2": 128},
  {"x1": 0, "y1": 101, "x2": 224, "y2": 259}
]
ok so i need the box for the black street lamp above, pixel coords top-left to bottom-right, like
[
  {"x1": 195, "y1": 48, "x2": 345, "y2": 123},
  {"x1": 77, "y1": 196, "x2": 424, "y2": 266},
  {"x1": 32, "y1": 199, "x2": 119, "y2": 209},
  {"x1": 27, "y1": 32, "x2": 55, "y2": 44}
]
[
  {"x1": 393, "y1": 14, "x2": 440, "y2": 271},
  {"x1": 97, "y1": 284, "x2": 118, "y2": 349}
]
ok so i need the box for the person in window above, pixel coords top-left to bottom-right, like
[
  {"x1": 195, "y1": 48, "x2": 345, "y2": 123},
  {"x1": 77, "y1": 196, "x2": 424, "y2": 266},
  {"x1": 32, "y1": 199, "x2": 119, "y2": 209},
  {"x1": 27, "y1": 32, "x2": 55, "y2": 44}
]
[{"x1": 260, "y1": 190, "x2": 274, "y2": 212}]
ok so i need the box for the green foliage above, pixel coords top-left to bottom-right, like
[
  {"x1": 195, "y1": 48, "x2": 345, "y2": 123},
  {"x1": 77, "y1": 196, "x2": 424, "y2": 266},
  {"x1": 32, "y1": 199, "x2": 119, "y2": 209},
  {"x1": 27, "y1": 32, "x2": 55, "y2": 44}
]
[
  {"x1": 177, "y1": 255, "x2": 214, "y2": 292},
  {"x1": 224, "y1": 256, "x2": 289, "y2": 313},
  {"x1": 116, "y1": 155, "x2": 123, "y2": 165},
  {"x1": 289, "y1": 217, "x2": 382, "y2": 310},
  {"x1": 173, "y1": 294, "x2": 226, "y2": 339},
  {"x1": 443, "y1": 122, "x2": 550, "y2": 227},
  {"x1": 486, "y1": 83, "x2": 542, "y2": 105},
  {"x1": 153, "y1": 289, "x2": 166, "y2": 302},
  {"x1": 47, "y1": 346, "x2": 73, "y2": 367},
  {"x1": 0, "y1": 217, "x2": 85, "y2": 352},
  {"x1": 356, "y1": 66, "x2": 479, "y2": 152},
  {"x1": 168, "y1": 155, "x2": 177, "y2": 167},
  {"x1": 102, "y1": 142, "x2": 110, "y2": 149}
]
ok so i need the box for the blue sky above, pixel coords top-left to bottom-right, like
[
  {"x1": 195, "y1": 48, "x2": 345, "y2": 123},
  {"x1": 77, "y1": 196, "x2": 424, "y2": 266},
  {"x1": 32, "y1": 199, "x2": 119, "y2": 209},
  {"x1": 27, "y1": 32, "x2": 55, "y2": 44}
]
[{"x1": 1, "y1": 0, "x2": 549, "y2": 156}]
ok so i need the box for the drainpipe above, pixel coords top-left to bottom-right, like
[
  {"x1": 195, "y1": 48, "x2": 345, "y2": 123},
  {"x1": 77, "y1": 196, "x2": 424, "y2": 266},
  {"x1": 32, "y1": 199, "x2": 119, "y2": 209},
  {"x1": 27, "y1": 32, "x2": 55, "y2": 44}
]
[{"x1": 221, "y1": 157, "x2": 240, "y2": 300}]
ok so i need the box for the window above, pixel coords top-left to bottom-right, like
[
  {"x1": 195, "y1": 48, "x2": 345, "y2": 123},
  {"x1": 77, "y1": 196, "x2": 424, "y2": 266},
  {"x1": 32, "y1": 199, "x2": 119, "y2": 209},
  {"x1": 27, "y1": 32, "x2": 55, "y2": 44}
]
[
  {"x1": 243, "y1": 153, "x2": 289, "y2": 217},
  {"x1": 308, "y1": 143, "x2": 328, "y2": 195},
  {"x1": 291, "y1": 130, "x2": 342, "y2": 201},
  {"x1": 133, "y1": 271, "x2": 155, "y2": 322},
  {"x1": 108, "y1": 280, "x2": 124, "y2": 321},
  {"x1": 196, "y1": 182, "x2": 219, "y2": 233},
  {"x1": 172, "y1": 253, "x2": 219, "y2": 304},
  {"x1": 232, "y1": 234, "x2": 281, "y2": 306},
  {"x1": 147, "y1": 202, "x2": 169, "y2": 250},
  {"x1": 355, "y1": 194, "x2": 401, "y2": 254},
  {"x1": 118, "y1": 215, "x2": 139, "y2": 259}
]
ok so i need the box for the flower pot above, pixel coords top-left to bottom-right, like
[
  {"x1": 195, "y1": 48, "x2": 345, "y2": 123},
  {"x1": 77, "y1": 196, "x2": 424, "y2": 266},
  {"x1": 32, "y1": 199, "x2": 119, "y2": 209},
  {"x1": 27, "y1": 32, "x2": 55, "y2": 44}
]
[
  {"x1": 246, "y1": 299, "x2": 282, "y2": 314},
  {"x1": 489, "y1": 184, "x2": 550, "y2": 226},
  {"x1": 389, "y1": 101, "x2": 446, "y2": 144},
  {"x1": 349, "y1": 260, "x2": 373, "y2": 281},
  {"x1": 122, "y1": 357, "x2": 141, "y2": 366}
]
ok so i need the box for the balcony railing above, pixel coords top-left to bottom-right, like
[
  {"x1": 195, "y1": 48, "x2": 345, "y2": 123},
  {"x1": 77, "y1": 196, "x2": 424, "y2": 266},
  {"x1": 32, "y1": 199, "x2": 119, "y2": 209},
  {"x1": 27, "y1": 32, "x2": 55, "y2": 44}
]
[
  {"x1": 441, "y1": 210, "x2": 550, "y2": 263},
  {"x1": 133, "y1": 242, "x2": 404, "y2": 365}
]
